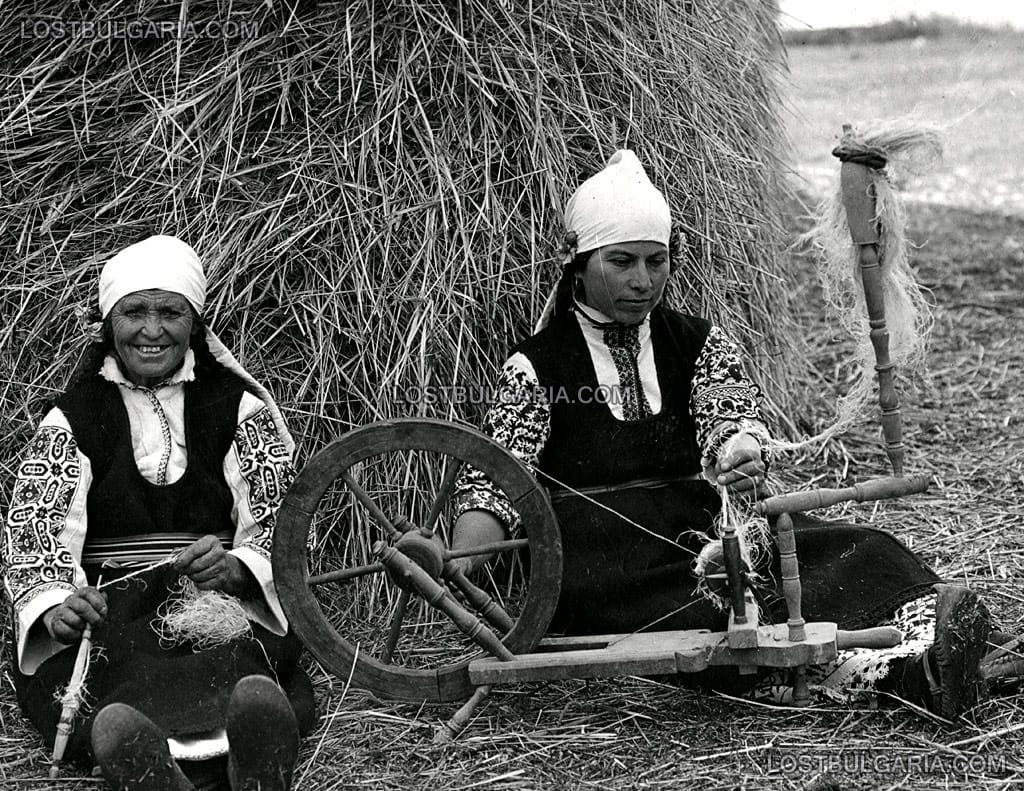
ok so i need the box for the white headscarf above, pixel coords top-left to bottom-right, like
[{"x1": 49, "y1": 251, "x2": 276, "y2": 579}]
[
  {"x1": 563, "y1": 149, "x2": 671, "y2": 253},
  {"x1": 535, "y1": 150, "x2": 672, "y2": 332},
  {"x1": 99, "y1": 235, "x2": 205, "y2": 318},
  {"x1": 98, "y1": 235, "x2": 296, "y2": 454}
]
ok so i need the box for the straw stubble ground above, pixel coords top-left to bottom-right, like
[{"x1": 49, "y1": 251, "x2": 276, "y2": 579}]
[{"x1": 4, "y1": 30, "x2": 1024, "y2": 791}]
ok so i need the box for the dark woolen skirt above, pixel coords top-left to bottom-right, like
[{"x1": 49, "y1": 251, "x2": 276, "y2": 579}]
[
  {"x1": 548, "y1": 481, "x2": 940, "y2": 636},
  {"x1": 13, "y1": 565, "x2": 316, "y2": 766}
]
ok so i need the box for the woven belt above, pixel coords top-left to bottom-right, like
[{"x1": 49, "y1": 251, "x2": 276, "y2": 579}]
[{"x1": 81, "y1": 531, "x2": 233, "y2": 568}]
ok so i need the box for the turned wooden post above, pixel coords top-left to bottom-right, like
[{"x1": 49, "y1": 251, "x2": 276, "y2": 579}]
[
  {"x1": 836, "y1": 124, "x2": 905, "y2": 476},
  {"x1": 753, "y1": 475, "x2": 929, "y2": 517},
  {"x1": 774, "y1": 512, "x2": 805, "y2": 642},
  {"x1": 444, "y1": 565, "x2": 516, "y2": 634},
  {"x1": 721, "y1": 522, "x2": 748, "y2": 625},
  {"x1": 374, "y1": 542, "x2": 514, "y2": 661}
]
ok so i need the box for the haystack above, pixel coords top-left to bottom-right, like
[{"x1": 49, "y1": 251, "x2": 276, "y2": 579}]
[{"x1": 0, "y1": 0, "x2": 792, "y2": 477}]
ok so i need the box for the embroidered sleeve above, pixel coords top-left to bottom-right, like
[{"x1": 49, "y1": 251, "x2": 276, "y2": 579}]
[
  {"x1": 452, "y1": 353, "x2": 551, "y2": 532},
  {"x1": 690, "y1": 326, "x2": 771, "y2": 468},
  {"x1": 2, "y1": 409, "x2": 92, "y2": 674},
  {"x1": 223, "y1": 393, "x2": 296, "y2": 634}
]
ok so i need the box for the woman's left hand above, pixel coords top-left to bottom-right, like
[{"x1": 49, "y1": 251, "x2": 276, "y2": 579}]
[
  {"x1": 174, "y1": 535, "x2": 252, "y2": 595},
  {"x1": 714, "y1": 432, "x2": 766, "y2": 496}
]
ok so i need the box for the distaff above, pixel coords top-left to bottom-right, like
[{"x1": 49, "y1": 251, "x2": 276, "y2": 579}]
[{"x1": 835, "y1": 124, "x2": 905, "y2": 476}]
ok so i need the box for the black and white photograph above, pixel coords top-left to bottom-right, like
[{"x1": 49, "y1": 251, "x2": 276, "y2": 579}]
[{"x1": 1, "y1": 2, "x2": 1022, "y2": 789}]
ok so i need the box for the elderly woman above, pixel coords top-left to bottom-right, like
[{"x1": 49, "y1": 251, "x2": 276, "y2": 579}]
[
  {"x1": 450, "y1": 150, "x2": 1004, "y2": 719},
  {"x1": 2, "y1": 236, "x2": 313, "y2": 790}
]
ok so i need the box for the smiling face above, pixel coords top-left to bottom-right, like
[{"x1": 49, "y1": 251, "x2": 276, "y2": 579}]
[
  {"x1": 578, "y1": 241, "x2": 670, "y2": 324},
  {"x1": 108, "y1": 289, "x2": 196, "y2": 387}
]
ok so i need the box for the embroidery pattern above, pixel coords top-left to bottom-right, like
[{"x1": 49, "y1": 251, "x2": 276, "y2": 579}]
[
  {"x1": 139, "y1": 388, "x2": 173, "y2": 485},
  {"x1": 452, "y1": 359, "x2": 550, "y2": 530},
  {"x1": 691, "y1": 326, "x2": 765, "y2": 461},
  {"x1": 751, "y1": 594, "x2": 936, "y2": 703},
  {"x1": 233, "y1": 408, "x2": 295, "y2": 559},
  {"x1": 603, "y1": 324, "x2": 652, "y2": 420},
  {"x1": 2, "y1": 426, "x2": 81, "y2": 612}
]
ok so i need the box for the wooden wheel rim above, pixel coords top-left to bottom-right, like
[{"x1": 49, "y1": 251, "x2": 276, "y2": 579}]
[{"x1": 274, "y1": 417, "x2": 562, "y2": 702}]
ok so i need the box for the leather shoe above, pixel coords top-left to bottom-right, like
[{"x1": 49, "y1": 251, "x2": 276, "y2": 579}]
[
  {"x1": 226, "y1": 676, "x2": 299, "y2": 791},
  {"x1": 92, "y1": 703, "x2": 195, "y2": 791}
]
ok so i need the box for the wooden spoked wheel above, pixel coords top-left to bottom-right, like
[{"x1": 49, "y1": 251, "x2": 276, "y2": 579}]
[{"x1": 274, "y1": 418, "x2": 562, "y2": 703}]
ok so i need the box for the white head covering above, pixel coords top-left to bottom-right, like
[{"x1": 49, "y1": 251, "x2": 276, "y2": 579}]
[
  {"x1": 99, "y1": 235, "x2": 206, "y2": 318},
  {"x1": 534, "y1": 150, "x2": 672, "y2": 332},
  {"x1": 97, "y1": 235, "x2": 296, "y2": 454},
  {"x1": 563, "y1": 149, "x2": 671, "y2": 253}
]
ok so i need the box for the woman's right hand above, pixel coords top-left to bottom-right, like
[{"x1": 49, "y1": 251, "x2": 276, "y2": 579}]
[{"x1": 43, "y1": 587, "x2": 107, "y2": 644}]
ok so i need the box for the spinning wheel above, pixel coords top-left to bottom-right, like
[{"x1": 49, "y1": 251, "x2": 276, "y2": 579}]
[
  {"x1": 272, "y1": 127, "x2": 945, "y2": 733},
  {"x1": 273, "y1": 418, "x2": 562, "y2": 703}
]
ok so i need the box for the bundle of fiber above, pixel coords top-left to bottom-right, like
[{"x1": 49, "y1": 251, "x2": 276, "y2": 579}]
[{"x1": 788, "y1": 123, "x2": 942, "y2": 451}]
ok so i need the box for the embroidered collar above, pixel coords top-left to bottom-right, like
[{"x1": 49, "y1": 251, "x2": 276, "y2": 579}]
[{"x1": 100, "y1": 349, "x2": 197, "y2": 390}]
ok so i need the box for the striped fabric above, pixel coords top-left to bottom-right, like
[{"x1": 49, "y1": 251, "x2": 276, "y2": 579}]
[{"x1": 81, "y1": 531, "x2": 233, "y2": 568}]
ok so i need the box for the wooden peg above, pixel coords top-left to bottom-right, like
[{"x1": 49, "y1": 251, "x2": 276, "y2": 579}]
[
  {"x1": 774, "y1": 513, "x2": 805, "y2": 642},
  {"x1": 434, "y1": 685, "x2": 492, "y2": 743},
  {"x1": 791, "y1": 665, "x2": 811, "y2": 708}
]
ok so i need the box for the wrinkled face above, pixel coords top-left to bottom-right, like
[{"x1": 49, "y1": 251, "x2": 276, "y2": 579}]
[
  {"x1": 109, "y1": 289, "x2": 195, "y2": 387},
  {"x1": 578, "y1": 241, "x2": 670, "y2": 324}
]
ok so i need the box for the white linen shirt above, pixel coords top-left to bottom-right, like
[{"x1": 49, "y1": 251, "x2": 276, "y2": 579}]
[{"x1": 4, "y1": 351, "x2": 292, "y2": 676}]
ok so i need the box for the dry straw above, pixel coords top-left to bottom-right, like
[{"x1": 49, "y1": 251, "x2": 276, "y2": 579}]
[
  {"x1": 0, "y1": 0, "x2": 794, "y2": 482},
  {"x1": 1, "y1": 0, "x2": 798, "y2": 709}
]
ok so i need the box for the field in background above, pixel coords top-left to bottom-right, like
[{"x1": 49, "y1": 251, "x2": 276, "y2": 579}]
[{"x1": 785, "y1": 28, "x2": 1024, "y2": 216}]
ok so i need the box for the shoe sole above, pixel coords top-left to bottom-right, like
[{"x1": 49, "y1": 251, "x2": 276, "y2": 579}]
[
  {"x1": 92, "y1": 703, "x2": 195, "y2": 791},
  {"x1": 932, "y1": 584, "x2": 991, "y2": 720},
  {"x1": 226, "y1": 676, "x2": 299, "y2": 791}
]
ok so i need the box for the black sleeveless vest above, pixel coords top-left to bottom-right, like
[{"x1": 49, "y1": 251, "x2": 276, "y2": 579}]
[
  {"x1": 515, "y1": 307, "x2": 711, "y2": 487},
  {"x1": 54, "y1": 363, "x2": 245, "y2": 543}
]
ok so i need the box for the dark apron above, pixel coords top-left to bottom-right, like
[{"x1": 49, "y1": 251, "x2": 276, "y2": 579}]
[
  {"x1": 547, "y1": 478, "x2": 939, "y2": 637},
  {"x1": 13, "y1": 564, "x2": 315, "y2": 765}
]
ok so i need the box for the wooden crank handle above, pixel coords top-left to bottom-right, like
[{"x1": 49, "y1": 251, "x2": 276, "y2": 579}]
[
  {"x1": 754, "y1": 475, "x2": 930, "y2": 516},
  {"x1": 836, "y1": 626, "x2": 903, "y2": 650}
]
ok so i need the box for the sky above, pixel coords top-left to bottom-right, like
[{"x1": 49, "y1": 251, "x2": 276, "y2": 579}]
[{"x1": 778, "y1": 0, "x2": 1024, "y2": 30}]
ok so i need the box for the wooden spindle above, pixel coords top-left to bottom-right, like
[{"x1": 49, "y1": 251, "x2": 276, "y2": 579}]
[{"x1": 721, "y1": 524, "x2": 748, "y2": 625}]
